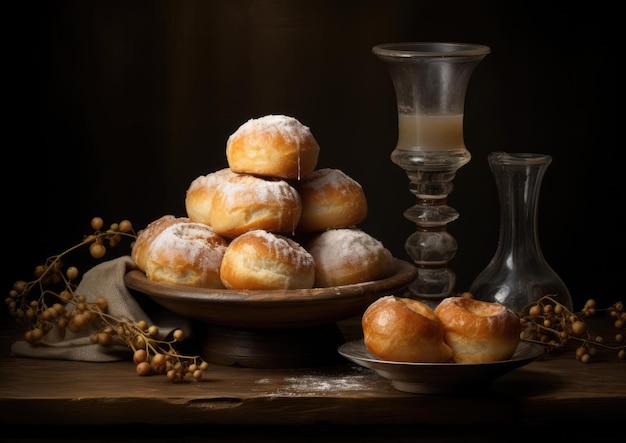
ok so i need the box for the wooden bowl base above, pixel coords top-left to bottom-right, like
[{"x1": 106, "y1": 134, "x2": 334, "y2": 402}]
[{"x1": 201, "y1": 323, "x2": 346, "y2": 368}]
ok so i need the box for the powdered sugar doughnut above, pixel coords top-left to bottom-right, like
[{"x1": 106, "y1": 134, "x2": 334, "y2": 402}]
[
  {"x1": 144, "y1": 222, "x2": 229, "y2": 289},
  {"x1": 226, "y1": 115, "x2": 320, "y2": 180},
  {"x1": 296, "y1": 168, "x2": 368, "y2": 232},
  {"x1": 131, "y1": 215, "x2": 190, "y2": 272},
  {"x1": 220, "y1": 230, "x2": 315, "y2": 290},
  {"x1": 307, "y1": 228, "x2": 394, "y2": 287},
  {"x1": 208, "y1": 173, "x2": 302, "y2": 238},
  {"x1": 185, "y1": 168, "x2": 237, "y2": 226}
]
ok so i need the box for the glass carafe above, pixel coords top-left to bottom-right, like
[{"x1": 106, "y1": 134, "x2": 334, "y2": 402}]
[{"x1": 469, "y1": 152, "x2": 573, "y2": 312}]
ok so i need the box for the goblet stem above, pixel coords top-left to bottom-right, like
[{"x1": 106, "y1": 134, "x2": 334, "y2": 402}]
[{"x1": 373, "y1": 42, "x2": 490, "y2": 307}]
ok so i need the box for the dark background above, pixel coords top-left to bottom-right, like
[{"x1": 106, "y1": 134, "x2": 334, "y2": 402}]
[{"x1": 4, "y1": 0, "x2": 621, "y2": 310}]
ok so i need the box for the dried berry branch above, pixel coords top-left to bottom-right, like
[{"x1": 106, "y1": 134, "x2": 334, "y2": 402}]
[
  {"x1": 5, "y1": 217, "x2": 208, "y2": 381},
  {"x1": 519, "y1": 295, "x2": 625, "y2": 362}
]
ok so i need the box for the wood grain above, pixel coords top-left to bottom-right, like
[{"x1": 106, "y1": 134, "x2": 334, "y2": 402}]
[{"x1": 1, "y1": 314, "x2": 625, "y2": 434}]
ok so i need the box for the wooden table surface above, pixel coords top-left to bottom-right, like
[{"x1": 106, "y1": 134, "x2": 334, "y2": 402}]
[{"x1": 1, "y1": 312, "x2": 624, "y2": 442}]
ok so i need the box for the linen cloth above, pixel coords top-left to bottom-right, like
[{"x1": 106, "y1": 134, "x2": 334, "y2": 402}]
[{"x1": 11, "y1": 256, "x2": 190, "y2": 362}]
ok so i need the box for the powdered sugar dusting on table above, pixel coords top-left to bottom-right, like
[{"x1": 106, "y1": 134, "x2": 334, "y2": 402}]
[{"x1": 255, "y1": 369, "x2": 372, "y2": 396}]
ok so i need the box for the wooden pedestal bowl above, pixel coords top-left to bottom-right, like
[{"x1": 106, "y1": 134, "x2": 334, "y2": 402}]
[{"x1": 124, "y1": 258, "x2": 418, "y2": 369}]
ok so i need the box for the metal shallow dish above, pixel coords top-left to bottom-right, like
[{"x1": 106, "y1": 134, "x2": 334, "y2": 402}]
[{"x1": 338, "y1": 339, "x2": 545, "y2": 394}]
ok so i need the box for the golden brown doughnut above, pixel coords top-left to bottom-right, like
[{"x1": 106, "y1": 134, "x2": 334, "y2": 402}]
[
  {"x1": 144, "y1": 222, "x2": 229, "y2": 289},
  {"x1": 208, "y1": 173, "x2": 302, "y2": 238},
  {"x1": 362, "y1": 296, "x2": 453, "y2": 363},
  {"x1": 131, "y1": 215, "x2": 190, "y2": 272},
  {"x1": 219, "y1": 230, "x2": 315, "y2": 290},
  {"x1": 307, "y1": 228, "x2": 394, "y2": 287},
  {"x1": 434, "y1": 296, "x2": 521, "y2": 363},
  {"x1": 296, "y1": 168, "x2": 368, "y2": 232},
  {"x1": 185, "y1": 168, "x2": 237, "y2": 226},
  {"x1": 226, "y1": 115, "x2": 320, "y2": 180}
]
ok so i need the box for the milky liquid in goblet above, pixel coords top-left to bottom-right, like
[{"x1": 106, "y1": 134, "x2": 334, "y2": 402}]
[{"x1": 396, "y1": 114, "x2": 464, "y2": 151}]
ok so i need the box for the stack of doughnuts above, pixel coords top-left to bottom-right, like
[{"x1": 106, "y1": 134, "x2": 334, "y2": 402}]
[
  {"x1": 362, "y1": 295, "x2": 521, "y2": 364},
  {"x1": 132, "y1": 114, "x2": 395, "y2": 290}
]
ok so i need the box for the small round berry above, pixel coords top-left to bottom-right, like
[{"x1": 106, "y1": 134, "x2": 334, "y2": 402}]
[
  {"x1": 136, "y1": 361, "x2": 151, "y2": 376},
  {"x1": 133, "y1": 349, "x2": 148, "y2": 364},
  {"x1": 167, "y1": 369, "x2": 177, "y2": 381},
  {"x1": 151, "y1": 353, "x2": 166, "y2": 369},
  {"x1": 30, "y1": 327, "x2": 44, "y2": 342},
  {"x1": 91, "y1": 217, "x2": 104, "y2": 231},
  {"x1": 66, "y1": 267, "x2": 79, "y2": 280},
  {"x1": 133, "y1": 335, "x2": 146, "y2": 349},
  {"x1": 13, "y1": 280, "x2": 27, "y2": 293},
  {"x1": 119, "y1": 220, "x2": 133, "y2": 233},
  {"x1": 529, "y1": 304, "x2": 542, "y2": 316},
  {"x1": 571, "y1": 320, "x2": 586, "y2": 336},
  {"x1": 94, "y1": 297, "x2": 108, "y2": 311},
  {"x1": 97, "y1": 332, "x2": 112, "y2": 346},
  {"x1": 89, "y1": 243, "x2": 106, "y2": 259}
]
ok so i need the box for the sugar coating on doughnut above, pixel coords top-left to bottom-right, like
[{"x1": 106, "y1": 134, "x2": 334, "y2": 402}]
[
  {"x1": 208, "y1": 174, "x2": 302, "y2": 238},
  {"x1": 297, "y1": 168, "x2": 368, "y2": 232},
  {"x1": 220, "y1": 229, "x2": 315, "y2": 290},
  {"x1": 241, "y1": 229, "x2": 314, "y2": 270},
  {"x1": 131, "y1": 215, "x2": 190, "y2": 272},
  {"x1": 145, "y1": 222, "x2": 228, "y2": 288},
  {"x1": 226, "y1": 115, "x2": 320, "y2": 180},
  {"x1": 230, "y1": 115, "x2": 311, "y2": 146},
  {"x1": 307, "y1": 228, "x2": 394, "y2": 287},
  {"x1": 185, "y1": 168, "x2": 237, "y2": 225}
]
